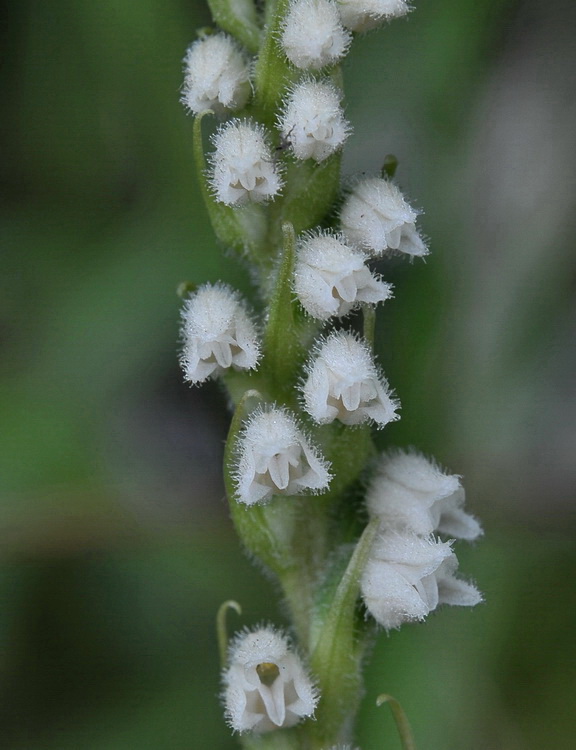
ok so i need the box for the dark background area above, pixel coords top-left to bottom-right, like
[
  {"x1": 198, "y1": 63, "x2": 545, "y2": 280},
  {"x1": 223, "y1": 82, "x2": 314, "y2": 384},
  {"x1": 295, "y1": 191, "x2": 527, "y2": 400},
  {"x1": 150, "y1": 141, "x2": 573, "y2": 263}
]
[{"x1": 1, "y1": 0, "x2": 575, "y2": 747}]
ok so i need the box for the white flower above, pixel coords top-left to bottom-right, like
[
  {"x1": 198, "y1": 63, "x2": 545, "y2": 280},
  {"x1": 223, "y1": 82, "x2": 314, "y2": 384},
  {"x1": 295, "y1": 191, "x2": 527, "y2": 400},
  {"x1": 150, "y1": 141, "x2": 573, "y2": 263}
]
[
  {"x1": 337, "y1": 0, "x2": 410, "y2": 32},
  {"x1": 224, "y1": 626, "x2": 317, "y2": 733},
  {"x1": 180, "y1": 283, "x2": 260, "y2": 384},
  {"x1": 301, "y1": 332, "x2": 399, "y2": 426},
  {"x1": 235, "y1": 406, "x2": 331, "y2": 505},
  {"x1": 361, "y1": 530, "x2": 482, "y2": 630},
  {"x1": 340, "y1": 177, "x2": 428, "y2": 257},
  {"x1": 181, "y1": 33, "x2": 251, "y2": 115},
  {"x1": 366, "y1": 450, "x2": 483, "y2": 540},
  {"x1": 294, "y1": 231, "x2": 392, "y2": 319},
  {"x1": 281, "y1": 0, "x2": 352, "y2": 70},
  {"x1": 210, "y1": 120, "x2": 283, "y2": 206},
  {"x1": 279, "y1": 80, "x2": 351, "y2": 162}
]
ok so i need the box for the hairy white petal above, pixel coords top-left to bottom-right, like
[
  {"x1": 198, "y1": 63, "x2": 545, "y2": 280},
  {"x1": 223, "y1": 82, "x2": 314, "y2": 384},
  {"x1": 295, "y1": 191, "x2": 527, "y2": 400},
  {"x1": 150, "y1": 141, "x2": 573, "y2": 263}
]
[
  {"x1": 224, "y1": 627, "x2": 317, "y2": 733},
  {"x1": 340, "y1": 177, "x2": 427, "y2": 257},
  {"x1": 337, "y1": 0, "x2": 410, "y2": 32},
  {"x1": 181, "y1": 33, "x2": 251, "y2": 115},
  {"x1": 279, "y1": 80, "x2": 351, "y2": 162},
  {"x1": 282, "y1": 0, "x2": 351, "y2": 70},
  {"x1": 294, "y1": 231, "x2": 392, "y2": 319},
  {"x1": 235, "y1": 407, "x2": 331, "y2": 505},
  {"x1": 180, "y1": 283, "x2": 260, "y2": 384},
  {"x1": 366, "y1": 450, "x2": 483, "y2": 540},
  {"x1": 211, "y1": 120, "x2": 283, "y2": 206},
  {"x1": 302, "y1": 332, "x2": 399, "y2": 426},
  {"x1": 361, "y1": 531, "x2": 481, "y2": 630}
]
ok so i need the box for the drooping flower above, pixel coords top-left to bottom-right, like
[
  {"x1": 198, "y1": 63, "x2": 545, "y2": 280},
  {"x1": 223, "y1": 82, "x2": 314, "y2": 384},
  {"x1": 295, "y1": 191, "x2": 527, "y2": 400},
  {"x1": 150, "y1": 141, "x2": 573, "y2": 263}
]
[
  {"x1": 337, "y1": 0, "x2": 410, "y2": 32},
  {"x1": 235, "y1": 406, "x2": 331, "y2": 505},
  {"x1": 181, "y1": 33, "x2": 251, "y2": 115},
  {"x1": 361, "y1": 530, "x2": 482, "y2": 630},
  {"x1": 366, "y1": 450, "x2": 483, "y2": 540},
  {"x1": 340, "y1": 177, "x2": 427, "y2": 257},
  {"x1": 281, "y1": 0, "x2": 352, "y2": 70},
  {"x1": 294, "y1": 231, "x2": 392, "y2": 320},
  {"x1": 210, "y1": 120, "x2": 283, "y2": 206},
  {"x1": 278, "y1": 79, "x2": 351, "y2": 162},
  {"x1": 180, "y1": 283, "x2": 260, "y2": 384},
  {"x1": 224, "y1": 626, "x2": 317, "y2": 733},
  {"x1": 301, "y1": 332, "x2": 399, "y2": 426}
]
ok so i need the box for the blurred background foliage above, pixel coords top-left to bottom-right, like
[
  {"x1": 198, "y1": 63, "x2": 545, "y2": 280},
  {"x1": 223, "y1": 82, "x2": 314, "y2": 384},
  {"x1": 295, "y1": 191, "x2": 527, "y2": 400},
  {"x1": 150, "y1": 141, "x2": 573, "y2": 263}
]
[{"x1": 1, "y1": 0, "x2": 575, "y2": 747}]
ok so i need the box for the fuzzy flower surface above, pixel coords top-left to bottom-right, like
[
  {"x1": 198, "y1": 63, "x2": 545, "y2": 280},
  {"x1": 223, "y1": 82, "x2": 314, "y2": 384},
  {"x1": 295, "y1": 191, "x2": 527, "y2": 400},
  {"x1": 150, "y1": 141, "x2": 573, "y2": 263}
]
[
  {"x1": 337, "y1": 0, "x2": 410, "y2": 32},
  {"x1": 211, "y1": 120, "x2": 283, "y2": 206},
  {"x1": 224, "y1": 627, "x2": 317, "y2": 733},
  {"x1": 180, "y1": 283, "x2": 260, "y2": 384},
  {"x1": 279, "y1": 79, "x2": 351, "y2": 162},
  {"x1": 294, "y1": 231, "x2": 392, "y2": 319},
  {"x1": 235, "y1": 407, "x2": 331, "y2": 505},
  {"x1": 361, "y1": 531, "x2": 482, "y2": 630},
  {"x1": 281, "y1": 0, "x2": 352, "y2": 70},
  {"x1": 181, "y1": 33, "x2": 251, "y2": 115},
  {"x1": 302, "y1": 332, "x2": 399, "y2": 426},
  {"x1": 366, "y1": 450, "x2": 483, "y2": 540},
  {"x1": 340, "y1": 177, "x2": 427, "y2": 257}
]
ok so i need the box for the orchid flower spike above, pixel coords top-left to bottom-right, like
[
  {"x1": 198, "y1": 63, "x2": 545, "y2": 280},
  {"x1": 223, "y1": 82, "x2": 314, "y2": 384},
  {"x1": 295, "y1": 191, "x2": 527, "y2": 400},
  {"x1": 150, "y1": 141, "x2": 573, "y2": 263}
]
[
  {"x1": 210, "y1": 120, "x2": 283, "y2": 206},
  {"x1": 234, "y1": 406, "x2": 331, "y2": 505},
  {"x1": 180, "y1": 283, "x2": 260, "y2": 384},
  {"x1": 366, "y1": 450, "x2": 483, "y2": 540},
  {"x1": 279, "y1": 79, "x2": 351, "y2": 162},
  {"x1": 281, "y1": 0, "x2": 352, "y2": 70},
  {"x1": 361, "y1": 530, "x2": 482, "y2": 630},
  {"x1": 181, "y1": 33, "x2": 251, "y2": 115},
  {"x1": 340, "y1": 177, "x2": 428, "y2": 257},
  {"x1": 301, "y1": 332, "x2": 399, "y2": 426},
  {"x1": 337, "y1": 0, "x2": 410, "y2": 32},
  {"x1": 294, "y1": 230, "x2": 392, "y2": 320},
  {"x1": 224, "y1": 626, "x2": 317, "y2": 733}
]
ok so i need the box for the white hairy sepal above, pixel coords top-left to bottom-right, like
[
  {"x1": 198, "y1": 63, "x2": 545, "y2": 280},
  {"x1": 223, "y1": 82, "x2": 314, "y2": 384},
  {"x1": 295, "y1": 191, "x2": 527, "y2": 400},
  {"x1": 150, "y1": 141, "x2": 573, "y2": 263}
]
[
  {"x1": 180, "y1": 283, "x2": 260, "y2": 384},
  {"x1": 279, "y1": 79, "x2": 351, "y2": 162},
  {"x1": 210, "y1": 120, "x2": 283, "y2": 206},
  {"x1": 366, "y1": 450, "x2": 483, "y2": 540},
  {"x1": 302, "y1": 332, "x2": 399, "y2": 426},
  {"x1": 181, "y1": 33, "x2": 251, "y2": 115},
  {"x1": 281, "y1": 0, "x2": 352, "y2": 70},
  {"x1": 234, "y1": 406, "x2": 331, "y2": 505},
  {"x1": 224, "y1": 626, "x2": 317, "y2": 733},
  {"x1": 294, "y1": 231, "x2": 392, "y2": 319},
  {"x1": 361, "y1": 531, "x2": 482, "y2": 630},
  {"x1": 340, "y1": 177, "x2": 428, "y2": 257},
  {"x1": 337, "y1": 0, "x2": 410, "y2": 32}
]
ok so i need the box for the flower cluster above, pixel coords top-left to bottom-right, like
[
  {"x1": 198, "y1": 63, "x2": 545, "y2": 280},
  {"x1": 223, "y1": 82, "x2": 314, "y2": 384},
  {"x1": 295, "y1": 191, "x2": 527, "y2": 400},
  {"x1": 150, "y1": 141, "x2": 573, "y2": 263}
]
[{"x1": 178, "y1": 0, "x2": 482, "y2": 745}]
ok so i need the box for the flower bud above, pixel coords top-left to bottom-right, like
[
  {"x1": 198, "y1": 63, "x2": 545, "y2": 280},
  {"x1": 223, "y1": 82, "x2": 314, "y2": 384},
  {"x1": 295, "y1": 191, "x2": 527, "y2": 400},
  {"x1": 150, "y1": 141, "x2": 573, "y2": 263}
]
[
  {"x1": 294, "y1": 231, "x2": 392, "y2": 319},
  {"x1": 340, "y1": 177, "x2": 427, "y2": 257},
  {"x1": 337, "y1": 0, "x2": 410, "y2": 32},
  {"x1": 281, "y1": 0, "x2": 352, "y2": 70},
  {"x1": 234, "y1": 406, "x2": 331, "y2": 505},
  {"x1": 211, "y1": 120, "x2": 283, "y2": 206},
  {"x1": 181, "y1": 33, "x2": 251, "y2": 115},
  {"x1": 224, "y1": 626, "x2": 317, "y2": 733},
  {"x1": 301, "y1": 332, "x2": 399, "y2": 426},
  {"x1": 366, "y1": 450, "x2": 483, "y2": 540},
  {"x1": 279, "y1": 79, "x2": 351, "y2": 162},
  {"x1": 180, "y1": 283, "x2": 260, "y2": 384},
  {"x1": 361, "y1": 531, "x2": 482, "y2": 630}
]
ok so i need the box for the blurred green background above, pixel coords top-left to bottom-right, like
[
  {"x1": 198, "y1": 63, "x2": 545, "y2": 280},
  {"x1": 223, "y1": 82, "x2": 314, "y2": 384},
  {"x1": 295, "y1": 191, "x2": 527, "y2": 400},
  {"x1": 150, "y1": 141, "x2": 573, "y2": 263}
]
[{"x1": 2, "y1": 0, "x2": 575, "y2": 747}]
